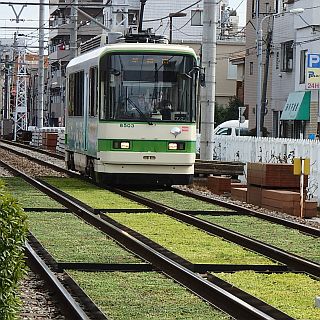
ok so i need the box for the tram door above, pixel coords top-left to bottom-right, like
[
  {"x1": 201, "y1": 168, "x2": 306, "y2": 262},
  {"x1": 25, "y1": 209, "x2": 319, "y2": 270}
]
[{"x1": 83, "y1": 72, "x2": 89, "y2": 151}]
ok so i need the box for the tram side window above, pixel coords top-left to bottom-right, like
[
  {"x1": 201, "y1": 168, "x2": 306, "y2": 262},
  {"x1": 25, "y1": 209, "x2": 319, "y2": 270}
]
[
  {"x1": 68, "y1": 73, "x2": 75, "y2": 115},
  {"x1": 89, "y1": 67, "x2": 98, "y2": 117},
  {"x1": 68, "y1": 71, "x2": 84, "y2": 116}
]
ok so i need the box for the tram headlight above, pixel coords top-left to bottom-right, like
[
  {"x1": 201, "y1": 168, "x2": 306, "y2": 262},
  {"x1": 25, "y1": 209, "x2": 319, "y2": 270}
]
[
  {"x1": 113, "y1": 141, "x2": 130, "y2": 149},
  {"x1": 168, "y1": 142, "x2": 185, "y2": 150},
  {"x1": 120, "y1": 142, "x2": 130, "y2": 149},
  {"x1": 168, "y1": 143, "x2": 178, "y2": 150}
]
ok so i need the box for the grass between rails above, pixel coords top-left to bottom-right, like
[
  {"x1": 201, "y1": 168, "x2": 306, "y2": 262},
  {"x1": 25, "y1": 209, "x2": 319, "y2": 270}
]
[
  {"x1": 0, "y1": 177, "x2": 64, "y2": 208},
  {"x1": 43, "y1": 177, "x2": 147, "y2": 209},
  {"x1": 215, "y1": 271, "x2": 320, "y2": 320},
  {"x1": 28, "y1": 212, "x2": 141, "y2": 263},
  {"x1": 107, "y1": 212, "x2": 276, "y2": 265},
  {"x1": 198, "y1": 215, "x2": 320, "y2": 263},
  {"x1": 68, "y1": 271, "x2": 230, "y2": 320},
  {"x1": 133, "y1": 190, "x2": 230, "y2": 211}
]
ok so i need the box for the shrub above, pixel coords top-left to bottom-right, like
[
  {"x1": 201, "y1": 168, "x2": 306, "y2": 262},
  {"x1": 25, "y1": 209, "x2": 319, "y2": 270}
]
[{"x1": 0, "y1": 181, "x2": 28, "y2": 319}]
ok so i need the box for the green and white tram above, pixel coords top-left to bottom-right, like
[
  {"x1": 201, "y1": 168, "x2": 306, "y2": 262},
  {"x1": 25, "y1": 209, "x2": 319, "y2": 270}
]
[{"x1": 65, "y1": 40, "x2": 199, "y2": 185}]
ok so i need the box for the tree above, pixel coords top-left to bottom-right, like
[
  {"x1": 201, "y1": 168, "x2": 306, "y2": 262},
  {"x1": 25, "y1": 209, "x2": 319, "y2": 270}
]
[{"x1": 215, "y1": 96, "x2": 245, "y2": 126}]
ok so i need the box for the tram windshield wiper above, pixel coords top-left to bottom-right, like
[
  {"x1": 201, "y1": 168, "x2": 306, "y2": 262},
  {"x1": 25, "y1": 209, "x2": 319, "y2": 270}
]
[{"x1": 127, "y1": 98, "x2": 153, "y2": 125}]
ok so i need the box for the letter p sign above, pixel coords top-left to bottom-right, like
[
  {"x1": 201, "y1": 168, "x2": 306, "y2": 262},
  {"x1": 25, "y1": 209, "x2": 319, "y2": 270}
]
[{"x1": 307, "y1": 54, "x2": 320, "y2": 68}]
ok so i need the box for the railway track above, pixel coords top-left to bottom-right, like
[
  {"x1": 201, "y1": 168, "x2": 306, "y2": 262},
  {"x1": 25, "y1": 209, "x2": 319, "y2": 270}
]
[
  {"x1": 0, "y1": 140, "x2": 319, "y2": 319},
  {"x1": 1, "y1": 159, "x2": 287, "y2": 320}
]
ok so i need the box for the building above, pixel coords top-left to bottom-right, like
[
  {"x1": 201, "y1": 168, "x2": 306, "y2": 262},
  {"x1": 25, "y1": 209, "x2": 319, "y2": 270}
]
[
  {"x1": 272, "y1": 0, "x2": 320, "y2": 138},
  {"x1": 48, "y1": 0, "x2": 105, "y2": 126},
  {"x1": 27, "y1": 54, "x2": 49, "y2": 127},
  {"x1": 245, "y1": 0, "x2": 320, "y2": 138},
  {"x1": 245, "y1": 0, "x2": 275, "y2": 136},
  {"x1": 103, "y1": 0, "x2": 245, "y2": 107},
  {"x1": 45, "y1": 0, "x2": 245, "y2": 127}
]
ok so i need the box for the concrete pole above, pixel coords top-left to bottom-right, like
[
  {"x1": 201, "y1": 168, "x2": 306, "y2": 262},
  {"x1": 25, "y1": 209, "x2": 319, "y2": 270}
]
[
  {"x1": 200, "y1": 0, "x2": 218, "y2": 160},
  {"x1": 256, "y1": 0, "x2": 261, "y2": 137},
  {"x1": 37, "y1": 0, "x2": 45, "y2": 128},
  {"x1": 70, "y1": 0, "x2": 78, "y2": 59}
]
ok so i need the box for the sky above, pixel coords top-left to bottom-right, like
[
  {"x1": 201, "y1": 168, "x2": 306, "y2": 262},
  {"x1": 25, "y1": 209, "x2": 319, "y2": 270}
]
[
  {"x1": 229, "y1": 0, "x2": 247, "y2": 26},
  {"x1": 0, "y1": 0, "x2": 247, "y2": 49},
  {"x1": 0, "y1": 0, "x2": 49, "y2": 52}
]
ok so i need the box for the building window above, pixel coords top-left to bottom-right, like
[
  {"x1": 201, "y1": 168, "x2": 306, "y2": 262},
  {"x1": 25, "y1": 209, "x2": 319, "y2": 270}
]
[
  {"x1": 249, "y1": 62, "x2": 253, "y2": 75},
  {"x1": 128, "y1": 9, "x2": 139, "y2": 25},
  {"x1": 227, "y1": 61, "x2": 237, "y2": 80},
  {"x1": 281, "y1": 41, "x2": 294, "y2": 72},
  {"x1": 274, "y1": 0, "x2": 280, "y2": 13},
  {"x1": 275, "y1": 51, "x2": 280, "y2": 70},
  {"x1": 191, "y1": 10, "x2": 202, "y2": 26},
  {"x1": 299, "y1": 49, "x2": 307, "y2": 84},
  {"x1": 265, "y1": 2, "x2": 270, "y2": 13}
]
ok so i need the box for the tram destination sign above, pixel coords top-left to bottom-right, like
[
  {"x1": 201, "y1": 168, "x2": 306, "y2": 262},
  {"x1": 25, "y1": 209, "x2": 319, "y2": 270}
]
[{"x1": 306, "y1": 53, "x2": 320, "y2": 90}]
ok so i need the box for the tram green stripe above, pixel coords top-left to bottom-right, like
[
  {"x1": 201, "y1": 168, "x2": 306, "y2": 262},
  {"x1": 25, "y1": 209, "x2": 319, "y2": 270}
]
[{"x1": 98, "y1": 139, "x2": 196, "y2": 153}]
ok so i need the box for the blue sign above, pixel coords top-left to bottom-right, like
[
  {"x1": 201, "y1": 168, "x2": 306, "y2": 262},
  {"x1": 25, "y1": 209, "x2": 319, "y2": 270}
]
[{"x1": 307, "y1": 54, "x2": 320, "y2": 68}]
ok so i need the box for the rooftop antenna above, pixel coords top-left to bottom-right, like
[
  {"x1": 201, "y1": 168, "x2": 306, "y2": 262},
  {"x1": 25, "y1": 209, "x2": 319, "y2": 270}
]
[{"x1": 138, "y1": 0, "x2": 147, "y2": 32}]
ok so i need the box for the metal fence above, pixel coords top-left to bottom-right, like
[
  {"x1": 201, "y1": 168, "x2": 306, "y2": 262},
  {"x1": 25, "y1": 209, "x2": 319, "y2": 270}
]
[{"x1": 209, "y1": 136, "x2": 320, "y2": 204}]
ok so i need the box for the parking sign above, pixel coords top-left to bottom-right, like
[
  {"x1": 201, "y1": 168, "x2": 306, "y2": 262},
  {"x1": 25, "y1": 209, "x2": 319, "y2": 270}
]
[{"x1": 306, "y1": 53, "x2": 320, "y2": 90}]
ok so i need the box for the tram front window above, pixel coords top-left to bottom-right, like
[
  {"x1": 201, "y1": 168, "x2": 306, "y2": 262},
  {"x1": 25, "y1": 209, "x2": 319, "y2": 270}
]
[{"x1": 100, "y1": 53, "x2": 197, "y2": 122}]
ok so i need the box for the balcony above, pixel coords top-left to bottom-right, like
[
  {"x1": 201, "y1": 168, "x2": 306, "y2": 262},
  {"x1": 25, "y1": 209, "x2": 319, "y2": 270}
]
[
  {"x1": 49, "y1": 46, "x2": 71, "y2": 62},
  {"x1": 49, "y1": 24, "x2": 72, "y2": 38}
]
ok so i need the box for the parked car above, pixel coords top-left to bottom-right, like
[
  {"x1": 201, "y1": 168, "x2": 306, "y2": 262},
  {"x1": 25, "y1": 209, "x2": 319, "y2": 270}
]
[{"x1": 214, "y1": 120, "x2": 249, "y2": 136}]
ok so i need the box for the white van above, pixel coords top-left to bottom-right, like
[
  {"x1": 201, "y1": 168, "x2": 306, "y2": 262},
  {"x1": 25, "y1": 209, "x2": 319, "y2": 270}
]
[{"x1": 214, "y1": 120, "x2": 249, "y2": 136}]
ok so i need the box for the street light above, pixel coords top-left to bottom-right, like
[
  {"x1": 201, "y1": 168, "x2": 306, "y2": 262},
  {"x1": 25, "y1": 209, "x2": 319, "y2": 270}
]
[
  {"x1": 169, "y1": 12, "x2": 187, "y2": 43},
  {"x1": 256, "y1": 7, "x2": 304, "y2": 137}
]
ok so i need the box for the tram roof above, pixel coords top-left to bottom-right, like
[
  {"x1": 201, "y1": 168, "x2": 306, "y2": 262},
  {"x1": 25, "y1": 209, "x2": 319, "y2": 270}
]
[{"x1": 67, "y1": 43, "x2": 197, "y2": 69}]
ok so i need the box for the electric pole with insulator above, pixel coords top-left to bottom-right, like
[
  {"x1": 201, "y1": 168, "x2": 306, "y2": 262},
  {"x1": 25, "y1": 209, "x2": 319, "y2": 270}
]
[{"x1": 200, "y1": 0, "x2": 218, "y2": 160}]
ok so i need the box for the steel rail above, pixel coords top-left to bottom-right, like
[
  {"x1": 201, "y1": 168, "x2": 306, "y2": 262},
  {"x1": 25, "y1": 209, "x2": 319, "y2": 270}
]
[
  {"x1": 0, "y1": 160, "x2": 288, "y2": 320},
  {"x1": 172, "y1": 187, "x2": 320, "y2": 237},
  {"x1": 1, "y1": 142, "x2": 318, "y2": 273},
  {"x1": 0, "y1": 143, "x2": 78, "y2": 177},
  {"x1": 0, "y1": 139, "x2": 64, "y2": 159},
  {"x1": 111, "y1": 188, "x2": 320, "y2": 278},
  {"x1": 2, "y1": 138, "x2": 318, "y2": 238},
  {"x1": 25, "y1": 242, "x2": 90, "y2": 320},
  {"x1": 27, "y1": 233, "x2": 116, "y2": 319}
]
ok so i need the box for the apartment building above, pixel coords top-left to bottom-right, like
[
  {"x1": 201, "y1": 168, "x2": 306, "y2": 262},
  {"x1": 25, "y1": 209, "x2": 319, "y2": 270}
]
[
  {"x1": 245, "y1": 0, "x2": 275, "y2": 136},
  {"x1": 48, "y1": 0, "x2": 105, "y2": 126},
  {"x1": 246, "y1": 0, "x2": 320, "y2": 138},
  {"x1": 272, "y1": 0, "x2": 320, "y2": 138},
  {"x1": 46, "y1": 0, "x2": 245, "y2": 126}
]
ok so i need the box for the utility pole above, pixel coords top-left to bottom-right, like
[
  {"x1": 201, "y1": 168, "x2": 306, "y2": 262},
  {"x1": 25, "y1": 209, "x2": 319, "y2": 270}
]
[
  {"x1": 70, "y1": 0, "x2": 78, "y2": 58},
  {"x1": 37, "y1": 0, "x2": 45, "y2": 128},
  {"x1": 256, "y1": 0, "x2": 262, "y2": 137},
  {"x1": 13, "y1": 37, "x2": 28, "y2": 140},
  {"x1": 200, "y1": 0, "x2": 218, "y2": 160},
  {"x1": 260, "y1": 26, "x2": 272, "y2": 131},
  {"x1": 138, "y1": 0, "x2": 147, "y2": 32},
  {"x1": 3, "y1": 54, "x2": 10, "y2": 119}
]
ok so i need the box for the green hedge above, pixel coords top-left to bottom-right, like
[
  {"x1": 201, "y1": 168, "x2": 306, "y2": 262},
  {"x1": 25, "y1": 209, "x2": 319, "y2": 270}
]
[{"x1": 0, "y1": 181, "x2": 28, "y2": 319}]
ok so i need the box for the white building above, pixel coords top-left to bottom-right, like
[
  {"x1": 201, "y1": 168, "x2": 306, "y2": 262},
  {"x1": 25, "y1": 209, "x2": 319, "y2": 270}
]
[
  {"x1": 272, "y1": 0, "x2": 320, "y2": 138},
  {"x1": 103, "y1": 0, "x2": 242, "y2": 44},
  {"x1": 103, "y1": 0, "x2": 245, "y2": 107}
]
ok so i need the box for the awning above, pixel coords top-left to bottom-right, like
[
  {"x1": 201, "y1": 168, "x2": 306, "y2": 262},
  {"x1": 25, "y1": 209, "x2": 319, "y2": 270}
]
[{"x1": 280, "y1": 91, "x2": 311, "y2": 121}]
